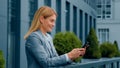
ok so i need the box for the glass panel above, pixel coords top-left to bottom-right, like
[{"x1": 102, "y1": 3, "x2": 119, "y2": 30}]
[
  {"x1": 8, "y1": 0, "x2": 21, "y2": 68},
  {"x1": 29, "y1": 0, "x2": 38, "y2": 25},
  {"x1": 98, "y1": 28, "x2": 109, "y2": 43},
  {"x1": 106, "y1": 0, "x2": 111, "y2": 5},
  {"x1": 85, "y1": 13, "x2": 88, "y2": 40},
  {"x1": 97, "y1": 8, "x2": 101, "y2": 15},
  {"x1": 79, "y1": 10, "x2": 83, "y2": 41},
  {"x1": 44, "y1": 0, "x2": 51, "y2": 6},
  {"x1": 56, "y1": 0, "x2": 61, "y2": 33},
  {"x1": 97, "y1": 16, "x2": 101, "y2": 18},
  {"x1": 97, "y1": 5, "x2": 102, "y2": 8},
  {"x1": 66, "y1": 1, "x2": 70, "y2": 31},
  {"x1": 106, "y1": 5, "x2": 111, "y2": 8},
  {"x1": 73, "y1": 6, "x2": 77, "y2": 35},
  {"x1": 106, "y1": 5, "x2": 111, "y2": 14},
  {"x1": 89, "y1": 16, "x2": 92, "y2": 29}
]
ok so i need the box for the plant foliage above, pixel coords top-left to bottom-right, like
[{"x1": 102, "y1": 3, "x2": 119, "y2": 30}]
[
  {"x1": 53, "y1": 32, "x2": 82, "y2": 62},
  {"x1": 0, "y1": 50, "x2": 5, "y2": 68},
  {"x1": 84, "y1": 28, "x2": 101, "y2": 59},
  {"x1": 100, "y1": 42, "x2": 118, "y2": 58}
]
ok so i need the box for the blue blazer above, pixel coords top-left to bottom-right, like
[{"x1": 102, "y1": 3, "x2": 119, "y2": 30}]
[{"x1": 25, "y1": 30, "x2": 72, "y2": 68}]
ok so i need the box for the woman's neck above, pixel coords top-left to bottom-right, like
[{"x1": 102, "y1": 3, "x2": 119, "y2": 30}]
[{"x1": 39, "y1": 27, "x2": 47, "y2": 35}]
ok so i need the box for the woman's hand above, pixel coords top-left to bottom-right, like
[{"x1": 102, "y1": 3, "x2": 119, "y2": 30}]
[{"x1": 67, "y1": 48, "x2": 86, "y2": 60}]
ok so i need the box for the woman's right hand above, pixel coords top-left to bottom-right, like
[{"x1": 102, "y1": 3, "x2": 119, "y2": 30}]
[{"x1": 67, "y1": 48, "x2": 86, "y2": 60}]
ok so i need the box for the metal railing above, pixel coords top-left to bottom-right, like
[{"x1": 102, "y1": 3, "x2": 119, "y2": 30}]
[{"x1": 53, "y1": 57, "x2": 120, "y2": 68}]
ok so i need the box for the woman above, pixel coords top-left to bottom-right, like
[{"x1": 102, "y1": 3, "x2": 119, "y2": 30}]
[{"x1": 24, "y1": 6, "x2": 86, "y2": 68}]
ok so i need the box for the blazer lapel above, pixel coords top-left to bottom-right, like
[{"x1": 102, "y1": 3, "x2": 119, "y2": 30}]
[
  {"x1": 34, "y1": 31, "x2": 52, "y2": 57},
  {"x1": 35, "y1": 30, "x2": 58, "y2": 57}
]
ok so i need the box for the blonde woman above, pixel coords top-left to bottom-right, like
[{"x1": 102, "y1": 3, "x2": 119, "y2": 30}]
[{"x1": 24, "y1": 6, "x2": 86, "y2": 68}]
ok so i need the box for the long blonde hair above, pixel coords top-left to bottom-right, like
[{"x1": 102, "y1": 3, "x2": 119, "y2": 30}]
[{"x1": 24, "y1": 6, "x2": 57, "y2": 39}]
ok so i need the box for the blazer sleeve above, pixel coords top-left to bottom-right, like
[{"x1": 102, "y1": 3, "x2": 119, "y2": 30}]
[{"x1": 25, "y1": 33, "x2": 72, "y2": 67}]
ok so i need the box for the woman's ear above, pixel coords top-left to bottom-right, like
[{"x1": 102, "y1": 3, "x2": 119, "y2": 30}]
[{"x1": 39, "y1": 16, "x2": 44, "y2": 24}]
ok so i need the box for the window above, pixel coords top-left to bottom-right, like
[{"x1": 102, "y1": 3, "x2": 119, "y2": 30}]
[
  {"x1": 97, "y1": 16, "x2": 101, "y2": 18},
  {"x1": 8, "y1": 0, "x2": 21, "y2": 68},
  {"x1": 102, "y1": 10, "x2": 105, "y2": 14},
  {"x1": 73, "y1": 6, "x2": 77, "y2": 35},
  {"x1": 79, "y1": 10, "x2": 83, "y2": 41},
  {"x1": 97, "y1": 0, "x2": 112, "y2": 19},
  {"x1": 106, "y1": 0, "x2": 111, "y2": 5},
  {"x1": 93, "y1": 19, "x2": 96, "y2": 29},
  {"x1": 85, "y1": 13, "x2": 88, "y2": 40},
  {"x1": 66, "y1": 1, "x2": 70, "y2": 31},
  {"x1": 89, "y1": 16, "x2": 92, "y2": 29},
  {"x1": 106, "y1": 16, "x2": 110, "y2": 18},
  {"x1": 103, "y1": 15, "x2": 105, "y2": 19},
  {"x1": 98, "y1": 28, "x2": 109, "y2": 44},
  {"x1": 97, "y1": 5, "x2": 102, "y2": 8},
  {"x1": 97, "y1": 8, "x2": 101, "y2": 15},
  {"x1": 106, "y1": 11, "x2": 111, "y2": 14},
  {"x1": 56, "y1": 0, "x2": 61, "y2": 33},
  {"x1": 106, "y1": 5, "x2": 111, "y2": 8},
  {"x1": 29, "y1": 0, "x2": 38, "y2": 25},
  {"x1": 106, "y1": 6, "x2": 111, "y2": 14}
]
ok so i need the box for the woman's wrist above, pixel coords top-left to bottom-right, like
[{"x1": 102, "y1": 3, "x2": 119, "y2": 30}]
[{"x1": 67, "y1": 53, "x2": 74, "y2": 60}]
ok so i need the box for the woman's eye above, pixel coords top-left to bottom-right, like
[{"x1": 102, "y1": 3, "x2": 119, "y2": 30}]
[{"x1": 51, "y1": 19, "x2": 54, "y2": 22}]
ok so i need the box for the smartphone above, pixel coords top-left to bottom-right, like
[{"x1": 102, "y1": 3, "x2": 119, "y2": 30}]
[{"x1": 82, "y1": 42, "x2": 89, "y2": 48}]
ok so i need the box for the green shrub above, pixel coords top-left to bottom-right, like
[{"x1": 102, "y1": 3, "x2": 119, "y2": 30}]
[
  {"x1": 113, "y1": 40, "x2": 120, "y2": 57},
  {"x1": 115, "y1": 51, "x2": 120, "y2": 57},
  {"x1": 53, "y1": 32, "x2": 82, "y2": 62},
  {"x1": 0, "y1": 50, "x2": 5, "y2": 68},
  {"x1": 84, "y1": 28, "x2": 101, "y2": 59},
  {"x1": 100, "y1": 42, "x2": 117, "y2": 58},
  {"x1": 114, "y1": 40, "x2": 119, "y2": 50}
]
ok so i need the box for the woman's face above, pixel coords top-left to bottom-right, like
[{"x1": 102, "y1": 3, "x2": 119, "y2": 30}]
[{"x1": 40, "y1": 14, "x2": 56, "y2": 33}]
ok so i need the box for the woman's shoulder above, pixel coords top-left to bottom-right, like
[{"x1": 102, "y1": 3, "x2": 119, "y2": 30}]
[
  {"x1": 29, "y1": 32, "x2": 38, "y2": 37},
  {"x1": 30, "y1": 31, "x2": 42, "y2": 36},
  {"x1": 25, "y1": 31, "x2": 44, "y2": 44},
  {"x1": 27, "y1": 31, "x2": 42, "y2": 40}
]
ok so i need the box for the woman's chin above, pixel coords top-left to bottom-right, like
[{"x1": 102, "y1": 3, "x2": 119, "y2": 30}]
[{"x1": 48, "y1": 30, "x2": 52, "y2": 32}]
